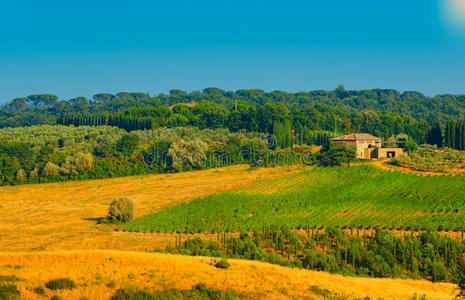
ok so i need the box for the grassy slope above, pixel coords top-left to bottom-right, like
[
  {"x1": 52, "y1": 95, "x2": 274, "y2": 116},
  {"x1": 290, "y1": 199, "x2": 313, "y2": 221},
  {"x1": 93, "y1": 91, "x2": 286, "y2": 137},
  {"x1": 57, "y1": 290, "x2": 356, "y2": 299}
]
[
  {"x1": 122, "y1": 165, "x2": 465, "y2": 232},
  {"x1": 0, "y1": 250, "x2": 456, "y2": 300},
  {"x1": 0, "y1": 165, "x2": 298, "y2": 252},
  {"x1": 0, "y1": 163, "x2": 461, "y2": 299}
]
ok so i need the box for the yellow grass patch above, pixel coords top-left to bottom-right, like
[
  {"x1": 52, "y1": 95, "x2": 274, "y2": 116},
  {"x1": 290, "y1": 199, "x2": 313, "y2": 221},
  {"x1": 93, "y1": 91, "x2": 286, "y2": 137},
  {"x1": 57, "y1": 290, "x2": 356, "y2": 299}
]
[{"x1": 0, "y1": 250, "x2": 457, "y2": 300}]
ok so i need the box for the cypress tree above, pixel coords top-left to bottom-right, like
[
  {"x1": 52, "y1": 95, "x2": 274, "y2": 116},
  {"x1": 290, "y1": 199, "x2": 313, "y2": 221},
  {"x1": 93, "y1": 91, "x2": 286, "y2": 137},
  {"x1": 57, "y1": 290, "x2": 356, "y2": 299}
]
[
  {"x1": 454, "y1": 120, "x2": 461, "y2": 150},
  {"x1": 445, "y1": 121, "x2": 451, "y2": 147},
  {"x1": 460, "y1": 121, "x2": 465, "y2": 150},
  {"x1": 450, "y1": 121, "x2": 456, "y2": 149},
  {"x1": 427, "y1": 121, "x2": 443, "y2": 147}
]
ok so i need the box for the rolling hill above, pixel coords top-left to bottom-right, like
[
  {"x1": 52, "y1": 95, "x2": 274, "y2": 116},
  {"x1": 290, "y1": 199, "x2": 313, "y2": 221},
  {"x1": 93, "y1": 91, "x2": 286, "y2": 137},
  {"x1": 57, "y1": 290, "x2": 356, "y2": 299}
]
[
  {"x1": 0, "y1": 164, "x2": 463, "y2": 299},
  {"x1": 122, "y1": 165, "x2": 465, "y2": 233},
  {"x1": 0, "y1": 250, "x2": 456, "y2": 299},
  {"x1": 0, "y1": 165, "x2": 299, "y2": 252}
]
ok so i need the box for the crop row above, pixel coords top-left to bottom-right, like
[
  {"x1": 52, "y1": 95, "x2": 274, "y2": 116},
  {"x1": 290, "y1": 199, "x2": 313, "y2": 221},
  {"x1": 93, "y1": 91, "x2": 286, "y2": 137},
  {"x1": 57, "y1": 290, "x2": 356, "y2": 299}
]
[{"x1": 121, "y1": 166, "x2": 465, "y2": 233}]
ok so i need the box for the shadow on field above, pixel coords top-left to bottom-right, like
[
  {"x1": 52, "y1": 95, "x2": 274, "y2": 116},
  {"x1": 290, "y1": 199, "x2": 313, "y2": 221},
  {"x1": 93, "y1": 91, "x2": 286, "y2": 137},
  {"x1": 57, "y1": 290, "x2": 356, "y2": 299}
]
[{"x1": 83, "y1": 217, "x2": 104, "y2": 223}]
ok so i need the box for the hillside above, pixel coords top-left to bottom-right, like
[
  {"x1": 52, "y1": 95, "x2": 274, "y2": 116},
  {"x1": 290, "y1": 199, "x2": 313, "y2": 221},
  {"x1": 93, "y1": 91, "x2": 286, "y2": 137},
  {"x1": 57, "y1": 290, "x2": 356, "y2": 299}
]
[
  {"x1": 0, "y1": 165, "x2": 299, "y2": 252},
  {"x1": 122, "y1": 165, "x2": 465, "y2": 233},
  {"x1": 0, "y1": 164, "x2": 463, "y2": 298},
  {"x1": 5, "y1": 1, "x2": 465, "y2": 299},
  {"x1": 0, "y1": 250, "x2": 456, "y2": 300}
]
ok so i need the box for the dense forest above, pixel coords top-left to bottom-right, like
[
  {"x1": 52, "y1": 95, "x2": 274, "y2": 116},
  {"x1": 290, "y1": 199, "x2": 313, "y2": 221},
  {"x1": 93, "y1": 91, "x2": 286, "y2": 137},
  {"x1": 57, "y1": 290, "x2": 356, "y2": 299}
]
[
  {"x1": 2, "y1": 87, "x2": 465, "y2": 186},
  {"x1": 5, "y1": 86, "x2": 465, "y2": 144}
]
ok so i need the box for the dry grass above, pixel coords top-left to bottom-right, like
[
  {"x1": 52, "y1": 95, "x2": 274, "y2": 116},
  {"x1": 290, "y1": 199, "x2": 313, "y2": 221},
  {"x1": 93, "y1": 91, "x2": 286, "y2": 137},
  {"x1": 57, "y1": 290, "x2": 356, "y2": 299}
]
[
  {"x1": 0, "y1": 250, "x2": 457, "y2": 300},
  {"x1": 0, "y1": 165, "x2": 299, "y2": 252},
  {"x1": 0, "y1": 164, "x2": 460, "y2": 299}
]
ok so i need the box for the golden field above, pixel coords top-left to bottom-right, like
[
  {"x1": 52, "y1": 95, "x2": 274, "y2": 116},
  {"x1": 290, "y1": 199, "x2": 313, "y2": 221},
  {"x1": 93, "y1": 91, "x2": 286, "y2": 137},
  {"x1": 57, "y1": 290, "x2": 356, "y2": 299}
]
[
  {"x1": 0, "y1": 163, "x2": 460, "y2": 299},
  {"x1": 0, "y1": 161, "x2": 447, "y2": 253},
  {"x1": 0, "y1": 165, "x2": 299, "y2": 252},
  {"x1": 0, "y1": 250, "x2": 457, "y2": 300}
]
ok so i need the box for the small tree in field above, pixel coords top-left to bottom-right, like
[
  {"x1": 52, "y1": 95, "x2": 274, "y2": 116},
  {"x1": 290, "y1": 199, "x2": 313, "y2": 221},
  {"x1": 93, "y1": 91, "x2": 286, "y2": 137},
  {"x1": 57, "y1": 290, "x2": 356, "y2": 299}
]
[
  {"x1": 320, "y1": 143, "x2": 356, "y2": 166},
  {"x1": 108, "y1": 197, "x2": 135, "y2": 223},
  {"x1": 215, "y1": 258, "x2": 231, "y2": 269}
]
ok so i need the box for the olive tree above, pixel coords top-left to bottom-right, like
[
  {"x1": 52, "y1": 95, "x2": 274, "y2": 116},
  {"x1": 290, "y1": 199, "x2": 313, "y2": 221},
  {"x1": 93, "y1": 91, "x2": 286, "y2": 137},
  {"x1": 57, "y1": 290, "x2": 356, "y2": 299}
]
[
  {"x1": 16, "y1": 169, "x2": 27, "y2": 182},
  {"x1": 167, "y1": 139, "x2": 208, "y2": 172},
  {"x1": 61, "y1": 152, "x2": 94, "y2": 175},
  {"x1": 42, "y1": 162, "x2": 60, "y2": 178},
  {"x1": 108, "y1": 197, "x2": 135, "y2": 223}
]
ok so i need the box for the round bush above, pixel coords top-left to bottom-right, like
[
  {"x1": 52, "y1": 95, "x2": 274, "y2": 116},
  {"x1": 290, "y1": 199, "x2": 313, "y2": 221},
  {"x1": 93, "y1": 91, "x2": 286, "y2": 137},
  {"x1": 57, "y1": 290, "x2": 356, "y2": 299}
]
[
  {"x1": 111, "y1": 285, "x2": 156, "y2": 300},
  {"x1": 108, "y1": 197, "x2": 135, "y2": 223},
  {"x1": 45, "y1": 278, "x2": 76, "y2": 290},
  {"x1": 0, "y1": 284, "x2": 20, "y2": 299},
  {"x1": 33, "y1": 286, "x2": 45, "y2": 295},
  {"x1": 215, "y1": 258, "x2": 230, "y2": 269}
]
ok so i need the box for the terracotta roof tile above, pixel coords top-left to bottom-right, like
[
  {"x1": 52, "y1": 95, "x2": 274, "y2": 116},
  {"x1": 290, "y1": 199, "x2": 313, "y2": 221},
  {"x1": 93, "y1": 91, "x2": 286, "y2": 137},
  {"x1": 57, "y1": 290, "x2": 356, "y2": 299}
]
[{"x1": 331, "y1": 133, "x2": 381, "y2": 141}]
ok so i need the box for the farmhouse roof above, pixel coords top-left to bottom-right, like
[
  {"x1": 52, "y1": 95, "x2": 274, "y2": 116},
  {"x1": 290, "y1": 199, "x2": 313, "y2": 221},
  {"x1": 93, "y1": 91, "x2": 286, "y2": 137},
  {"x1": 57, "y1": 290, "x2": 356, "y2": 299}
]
[
  {"x1": 331, "y1": 133, "x2": 381, "y2": 142},
  {"x1": 169, "y1": 100, "x2": 196, "y2": 109}
]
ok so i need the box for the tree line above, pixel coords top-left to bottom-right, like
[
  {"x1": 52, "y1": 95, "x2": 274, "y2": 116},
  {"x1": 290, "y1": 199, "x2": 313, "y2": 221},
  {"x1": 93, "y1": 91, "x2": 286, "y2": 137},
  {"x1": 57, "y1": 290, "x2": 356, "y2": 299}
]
[
  {"x1": 156, "y1": 226, "x2": 465, "y2": 284},
  {"x1": 48, "y1": 99, "x2": 428, "y2": 144},
  {"x1": 5, "y1": 86, "x2": 465, "y2": 144},
  {"x1": 426, "y1": 119, "x2": 465, "y2": 150},
  {"x1": 4, "y1": 87, "x2": 465, "y2": 124},
  {"x1": 57, "y1": 114, "x2": 154, "y2": 131}
]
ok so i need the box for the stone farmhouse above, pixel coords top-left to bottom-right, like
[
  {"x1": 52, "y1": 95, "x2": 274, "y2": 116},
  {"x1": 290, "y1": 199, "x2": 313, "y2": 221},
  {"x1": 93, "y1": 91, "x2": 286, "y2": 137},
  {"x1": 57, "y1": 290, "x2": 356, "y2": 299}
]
[{"x1": 331, "y1": 133, "x2": 404, "y2": 159}]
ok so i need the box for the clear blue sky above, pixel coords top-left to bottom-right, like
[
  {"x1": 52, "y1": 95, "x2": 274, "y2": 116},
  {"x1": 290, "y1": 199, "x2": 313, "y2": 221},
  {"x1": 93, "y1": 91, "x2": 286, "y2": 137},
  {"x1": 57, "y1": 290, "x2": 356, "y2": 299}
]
[{"x1": 1, "y1": 0, "x2": 465, "y2": 103}]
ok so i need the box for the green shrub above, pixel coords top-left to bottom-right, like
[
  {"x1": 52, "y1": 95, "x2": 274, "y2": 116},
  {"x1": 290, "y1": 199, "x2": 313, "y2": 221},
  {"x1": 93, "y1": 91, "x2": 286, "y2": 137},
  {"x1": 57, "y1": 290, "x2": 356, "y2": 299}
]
[
  {"x1": 45, "y1": 278, "x2": 76, "y2": 290},
  {"x1": 0, "y1": 276, "x2": 19, "y2": 283},
  {"x1": 107, "y1": 280, "x2": 116, "y2": 288},
  {"x1": 50, "y1": 296, "x2": 61, "y2": 300},
  {"x1": 215, "y1": 259, "x2": 230, "y2": 269},
  {"x1": 111, "y1": 285, "x2": 156, "y2": 300},
  {"x1": 175, "y1": 283, "x2": 237, "y2": 300},
  {"x1": 108, "y1": 197, "x2": 135, "y2": 223},
  {"x1": 151, "y1": 248, "x2": 165, "y2": 253},
  {"x1": 0, "y1": 284, "x2": 20, "y2": 300},
  {"x1": 112, "y1": 283, "x2": 238, "y2": 300},
  {"x1": 33, "y1": 286, "x2": 45, "y2": 295},
  {"x1": 309, "y1": 285, "x2": 331, "y2": 298}
]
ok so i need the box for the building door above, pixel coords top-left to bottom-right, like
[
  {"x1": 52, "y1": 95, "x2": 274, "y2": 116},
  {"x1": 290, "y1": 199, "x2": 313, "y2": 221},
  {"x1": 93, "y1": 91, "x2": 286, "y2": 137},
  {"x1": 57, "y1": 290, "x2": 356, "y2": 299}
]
[{"x1": 387, "y1": 151, "x2": 396, "y2": 158}]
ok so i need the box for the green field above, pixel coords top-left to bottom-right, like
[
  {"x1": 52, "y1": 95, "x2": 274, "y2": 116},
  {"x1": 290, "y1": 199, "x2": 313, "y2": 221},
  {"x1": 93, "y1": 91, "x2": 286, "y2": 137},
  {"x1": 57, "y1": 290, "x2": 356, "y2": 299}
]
[{"x1": 121, "y1": 166, "x2": 465, "y2": 232}]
